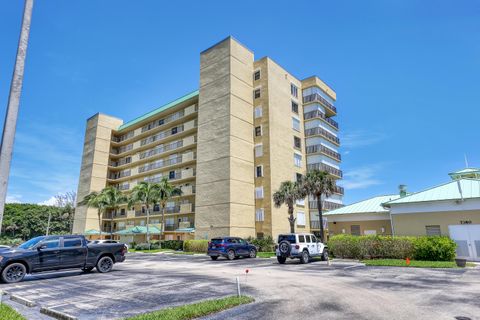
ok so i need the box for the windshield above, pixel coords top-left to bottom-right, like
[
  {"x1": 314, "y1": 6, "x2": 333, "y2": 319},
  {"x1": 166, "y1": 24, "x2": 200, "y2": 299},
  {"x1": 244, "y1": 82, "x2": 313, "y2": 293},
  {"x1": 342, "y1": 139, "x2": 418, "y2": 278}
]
[
  {"x1": 278, "y1": 235, "x2": 296, "y2": 244},
  {"x1": 18, "y1": 236, "x2": 45, "y2": 250}
]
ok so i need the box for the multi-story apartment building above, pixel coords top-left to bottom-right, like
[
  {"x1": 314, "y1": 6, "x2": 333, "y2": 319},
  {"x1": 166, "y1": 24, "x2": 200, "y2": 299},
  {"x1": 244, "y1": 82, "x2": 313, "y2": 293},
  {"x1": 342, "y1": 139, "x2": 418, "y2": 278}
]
[{"x1": 73, "y1": 37, "x2": 343, "y2": 242}]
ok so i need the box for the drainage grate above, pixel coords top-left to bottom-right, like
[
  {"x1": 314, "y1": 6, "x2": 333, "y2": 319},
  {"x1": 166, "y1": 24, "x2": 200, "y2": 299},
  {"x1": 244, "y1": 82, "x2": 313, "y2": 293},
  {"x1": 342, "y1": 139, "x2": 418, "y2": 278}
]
[{"x1": 455, "y1": 317, "x2": 472, "y2": 320}]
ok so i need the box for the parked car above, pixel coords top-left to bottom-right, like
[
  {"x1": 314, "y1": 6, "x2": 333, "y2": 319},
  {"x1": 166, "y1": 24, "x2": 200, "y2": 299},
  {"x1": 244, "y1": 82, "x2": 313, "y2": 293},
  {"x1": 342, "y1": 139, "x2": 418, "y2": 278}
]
[
  {"x1": 275, "y1": 233, "x2": 328, "y2": 264},
  {"x1": 90, "y1": 239, "x2": 129, "y2": 250},
  {"x1": 0, "y1": 235, "x2": 127, "y2": 283},
  {"x1": 208, "y1": 237, "x2": 257, "y2": 260}
]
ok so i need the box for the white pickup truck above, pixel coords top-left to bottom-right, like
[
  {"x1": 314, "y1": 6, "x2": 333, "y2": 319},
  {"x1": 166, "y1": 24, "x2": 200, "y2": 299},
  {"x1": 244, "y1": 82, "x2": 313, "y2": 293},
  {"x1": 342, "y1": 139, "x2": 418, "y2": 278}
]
[{"x1": 275, "y1": 233, "x2": 328, "y2": 264}]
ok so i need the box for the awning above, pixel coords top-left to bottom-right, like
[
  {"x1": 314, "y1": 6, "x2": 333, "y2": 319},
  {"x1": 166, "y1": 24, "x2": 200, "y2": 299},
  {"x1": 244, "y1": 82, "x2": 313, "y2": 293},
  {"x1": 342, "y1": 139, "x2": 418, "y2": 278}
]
[
  {"x1": 84, "y1": 229, "x2": 101, "y2": 235},
  {"x1": 115, "y1": 226, "x2": 162, "y2": 235},
  {"x1": 174, "y1": 228, "x2": 195, "y2": 233}
]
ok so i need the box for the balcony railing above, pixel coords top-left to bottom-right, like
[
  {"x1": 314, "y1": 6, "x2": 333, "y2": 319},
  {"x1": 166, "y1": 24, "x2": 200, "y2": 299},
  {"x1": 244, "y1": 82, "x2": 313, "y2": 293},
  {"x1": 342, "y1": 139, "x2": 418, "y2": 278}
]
[
  {"x1": 165, "y1": 221, "x2": 194, "y2": 231},
  {"x1": 138, "y1": 156, "x2": 182, "y2": 174},
  {"x1": 304, "y1": 127, "x2": 340, "y2": 145},
  {"x1": 117, "y1": 183, "x2": 130, "y2": 191},
  {"x1": 113, "y1": 131, "x2": 134, "y2": 143},
  {"x1": 141, "y1": 110, "x2": 185, "y2": 133},
  {"x1": 303, "y1": 93, "x2": 337, "y2": 114},
  {"x1": 109, "y1": 170, "x2": 131, "y2": 180},
  {"x1": 305, "y1": 144, "x2": 341, "y2": 161},
  {"x1": 144, "y1": 171, "x2": 182, "y2": 183},
  {"x1": 139, "y1": 140, "x2": 183, "y2": 160},
  {"x1": 309, "y1": 200, "x2": 344, "y2": 211},
  {"x1": 111, "y1": 143, "x2": 133, "y2": 155},
  {"x1": 303, "y1": 110, "x2": 338, "y2": 129},
  {"x1": 110, "y1": 157, "x2": 132, "y2": 167},
  {"x1": 307, "y1": 163, "x2": 343, "y2": 177},
  {"x1": 134, "y1": 204, "x2": 194, "y2": 217},
  {"x1": 141, "y1": 125, "x2": 185, "y2": 147}
]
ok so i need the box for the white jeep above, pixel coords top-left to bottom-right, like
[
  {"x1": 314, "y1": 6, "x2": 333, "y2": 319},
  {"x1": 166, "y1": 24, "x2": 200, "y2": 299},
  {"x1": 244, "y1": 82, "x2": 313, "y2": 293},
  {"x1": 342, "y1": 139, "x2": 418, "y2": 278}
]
[{"x1": 275, "y1": 233, "x2": 328, "y2": 264}]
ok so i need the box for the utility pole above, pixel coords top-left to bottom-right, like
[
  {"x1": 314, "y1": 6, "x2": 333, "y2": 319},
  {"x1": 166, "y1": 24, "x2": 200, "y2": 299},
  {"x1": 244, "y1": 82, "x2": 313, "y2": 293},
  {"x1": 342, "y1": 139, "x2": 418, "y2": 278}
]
[{"x1": 0, "y1": 0, "x2": 34, "y2": 236}]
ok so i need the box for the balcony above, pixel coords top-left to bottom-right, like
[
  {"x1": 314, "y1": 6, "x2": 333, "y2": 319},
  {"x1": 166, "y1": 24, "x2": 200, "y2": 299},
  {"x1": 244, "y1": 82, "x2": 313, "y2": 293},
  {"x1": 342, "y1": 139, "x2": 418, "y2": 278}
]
[
  {"x1": 307, "y1": 163, "x2": 343, "y2": 178},
  {"x1": 165, "y1": 221, "x2": 195, "y2": 232},
  {"x1": 305, "y1": 144, "x2": 341, "y2": 161},
  {"x1": 138, "y1": 156, "x2": 183, "y2": 174},
  {"x1": 303, "y1": 110, "x2": 338, "y2": 129},
  {"x1": 304, "y1": 127, "x2": 340, "y2": 145},
  {"x1": 310, "y1": 220, "x2": 321, "y2": 230},
  {"x1": 309, "y1": 200, "x2": 344, "y2": 211},
  {"x1": 141, "y1": 110, "x2": 185, "y2": 134},
  {"x1": 139, "y1": 140, "x2": 183, "y2": 160},
  {"x1": 303, "y1": 93, "x2": 337, "y2": 116},
  {"x1": 113, "y1": 131, "x2": 134, "y2": 143},
  {"x1": 109, "y1": 170, "x2": 131, "y2": 180}
]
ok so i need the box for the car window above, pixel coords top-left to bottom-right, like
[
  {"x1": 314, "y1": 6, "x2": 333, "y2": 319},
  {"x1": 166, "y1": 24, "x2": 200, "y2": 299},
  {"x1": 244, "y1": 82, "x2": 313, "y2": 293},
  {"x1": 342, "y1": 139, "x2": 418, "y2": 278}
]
[
  {"x1": 311, "y1": 235, "x2": 317, "y2": 243},
  {"x1": 298, "y1": 235, "x2": 305, "y2": 243},
  {"x1": 18, "y1": 236, "x2": 45, "y2": 250},
  {"x1": 278, "y1": 235, "x2": 296, "y2": 243},
  {"x1": 64, "y1": 238, "x2": 82, "y2": 248},
  {"x1": 43, "y1": 237, "x2": 60, "y2": 249},
  {"x1": 228, "y1": 238, "x2": 238, "y2": 244},
  {"x1": 211, "y1": 239, "x2": 223, "y2": 244},
  {"x1": 238, "y1": 239, "x2": 245, "y2": 244},
  {"x1": 305, "y1": 235, "x2": 311, "y2": 243}
]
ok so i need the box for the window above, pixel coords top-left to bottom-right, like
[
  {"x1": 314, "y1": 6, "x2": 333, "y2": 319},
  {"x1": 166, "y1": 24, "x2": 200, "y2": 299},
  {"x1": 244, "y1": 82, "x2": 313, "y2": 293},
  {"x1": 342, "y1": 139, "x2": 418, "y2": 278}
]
[
  {"x1": 294, "y1": 153, "x2": 302, "y2": 167},
  {"x1": 291, "y1": 83, "x2": 298, "y2": 97},
  {"x1": 292, "y1": 117, "x2": 300, "y2": 131},
  {"x1": 64, "y1": 237, "x2": 82, "y2": 248},
  {"x1": 254, "y1": 88, "x2": 261, "y2": 99},
  {"x1": 255, "y1": 126, "x2": 262, "y2": 137},
  {"x1": 257, "y1": 232, "x2": 264, "y2": 239},
  {"x1": 311, "y1": 235, "x2": 317, "y2": 243},
  {"x1": 42, "y1": 237, "x2": 60, "y2": 249},
  {"x1": 254, "y1": 70, "x2": 261, "y2": 81},
  {"x1": 255, "y1": 144, "x2": 263, "y2": 157},
  {"x1": 159, "y1": 118, "x2": 165, "y2": 126},
  {"x1": 256, "y1": 165, "x2": 263, "y2": 177},
  {"x1": 294, "y1": 136, "x2": 301, "y2": 149},
  {"x1": 254, "y1": 106, "x2": 262, "y2": 118},
  {"x1": 140, "y1": 220, "x2": 145, "y2": 226},
  {"x1": 351, "y1": 225, "x2": 361, "y2": 236},
  {"x1": 171, "y1": 127, "x2": 178, "y2": 134},
  {"x1": 255, "y1": 187, "x2": 264, "y2": 199},
  {"x1": 297, "y1": 212, "x2": 306, "y2": 226},
  {"x1": 298, "y1": 235, "x2": 305, "y2": 243},
  {"x1": 296, "y1": 198, "x2": 305, "y2": 206},
  {"x1": 295, "y1": 173, "x2": 303, "y2": 183},
  {"x1": 291, "y1": 101, "x2": 299, "y2": 114},
  {"x1": 305, "y1": 235, "x2": 311, "y2": 242},
  {"x1": 255, "y1": 208, "x2": 265, "y2": 221},
  {"x1": 426, "y1": 225, "x2": 441, "y2": 236},
  {"x1": 278, "y1": 234, "x2": 296, "y2": 243}
]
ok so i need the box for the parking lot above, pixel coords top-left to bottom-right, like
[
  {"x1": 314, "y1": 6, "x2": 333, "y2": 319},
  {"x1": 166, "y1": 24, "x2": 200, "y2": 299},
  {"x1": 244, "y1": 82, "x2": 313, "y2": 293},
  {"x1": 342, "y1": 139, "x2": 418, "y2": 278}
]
[{"x1": 1, "y1": 253, "x2": 480, "y2": 320}]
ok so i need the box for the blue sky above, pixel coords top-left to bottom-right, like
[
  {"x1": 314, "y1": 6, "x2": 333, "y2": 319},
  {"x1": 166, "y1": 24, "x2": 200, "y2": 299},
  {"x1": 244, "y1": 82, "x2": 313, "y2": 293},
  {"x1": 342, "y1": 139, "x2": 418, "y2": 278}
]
[{"x1": 1, "y1": 1, "x2": 479, "y2": 205}]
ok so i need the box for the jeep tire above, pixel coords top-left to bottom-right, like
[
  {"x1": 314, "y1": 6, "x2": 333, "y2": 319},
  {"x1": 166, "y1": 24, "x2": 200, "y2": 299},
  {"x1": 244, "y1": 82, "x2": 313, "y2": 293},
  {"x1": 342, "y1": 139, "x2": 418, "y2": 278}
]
[
  {"x1": 277, "y1": 256, "x2": 287, "y2": 264},
  {"x1": 300, "y1": 250, "x2": 310, "y2": 264}
]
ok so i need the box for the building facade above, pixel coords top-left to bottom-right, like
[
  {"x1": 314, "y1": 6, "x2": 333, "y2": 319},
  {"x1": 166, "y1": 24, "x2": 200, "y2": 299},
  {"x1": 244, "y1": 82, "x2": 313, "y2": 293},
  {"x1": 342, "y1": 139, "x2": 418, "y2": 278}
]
[{"x1": 73, "y1": 37, "x2": 343, "y2": 242}]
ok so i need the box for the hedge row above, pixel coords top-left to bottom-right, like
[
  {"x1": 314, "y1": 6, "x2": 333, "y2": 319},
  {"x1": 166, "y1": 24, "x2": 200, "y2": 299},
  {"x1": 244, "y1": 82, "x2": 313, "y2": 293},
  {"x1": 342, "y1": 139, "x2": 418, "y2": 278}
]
[
  {"x1": 184, "y1": 240, "x2": 209, "y2": 253},
  {"x1": 328, "y1": 235, "x2": 456, "y2": 261},
  {"x1": 246, "y1": 236, "x2": 275, "y2": 252}
]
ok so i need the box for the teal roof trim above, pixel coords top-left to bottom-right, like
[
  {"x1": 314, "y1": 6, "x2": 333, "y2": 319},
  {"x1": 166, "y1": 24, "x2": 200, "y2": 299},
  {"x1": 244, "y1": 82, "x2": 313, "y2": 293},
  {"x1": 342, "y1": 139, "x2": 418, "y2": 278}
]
[
  {"x1": 115, "y1": 225, "x2": 162, "y2": 235},
  {"x1": 117, "y1": 90, "x2": 199, "y2": 131},
  {"x1": 325, "y1": 195, "x2": 400, "y2": 215},
  {"x1": 384, "y1": 178, "x2": 480, "y2": 206}
]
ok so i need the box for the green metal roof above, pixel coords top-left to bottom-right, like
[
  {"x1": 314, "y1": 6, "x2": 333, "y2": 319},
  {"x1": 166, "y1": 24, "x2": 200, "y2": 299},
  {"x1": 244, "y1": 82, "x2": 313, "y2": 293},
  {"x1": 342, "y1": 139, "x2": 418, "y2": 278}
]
[
  {"x1": 384, "y1": 178, "x2": 480, "y2": 206},
  {"x1": 84, "y1": 229, "x2": 101, "y2": 235},
  {"x1": 448, "y1": 167, "x2": 480, "y2": 180},
  {"x1": 175, "y1": 227, "x2": 195, "y2": 233},
  {"x1": 325, "y1": 195, "x2": 400, "y2": 215},
  {"x1": 115, "y1": 225, "x2": 161, "y2": 235},
  {"x1": 117, "y1": 90, "x2": 199, "y2": 131}
]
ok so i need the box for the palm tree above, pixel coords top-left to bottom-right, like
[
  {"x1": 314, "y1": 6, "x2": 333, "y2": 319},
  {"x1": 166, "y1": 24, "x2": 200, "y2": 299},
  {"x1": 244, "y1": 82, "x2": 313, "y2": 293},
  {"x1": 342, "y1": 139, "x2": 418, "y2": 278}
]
[
  {"x1": 156, "y1": 177, "x2": 182, "y2": 240},
  {"x1": 273, "y1": 181, "x2": 304, "y2": 233},
  {"x1": 79, "y1": 191, "x2": 108, "y2": 239},
  {"x1": 300, "y1": 170, "x2": 336, "y2": 243},
  {"x1": 102, "y1": 186, "x2": 128, "y2": 238},
  {"x1": 128, "y1": 182, "x2": 160, "y2": 249}
]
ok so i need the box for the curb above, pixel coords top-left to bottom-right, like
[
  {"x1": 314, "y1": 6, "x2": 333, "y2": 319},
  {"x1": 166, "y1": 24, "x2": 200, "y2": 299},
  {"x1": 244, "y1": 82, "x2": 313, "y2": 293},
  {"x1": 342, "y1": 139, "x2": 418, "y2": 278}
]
[
  {"x1": 40, "y1": 307, "x2": 78, "y2": 320},
  {"x1": 10, "y1": 294, "x2": 36, "y2": 307}
]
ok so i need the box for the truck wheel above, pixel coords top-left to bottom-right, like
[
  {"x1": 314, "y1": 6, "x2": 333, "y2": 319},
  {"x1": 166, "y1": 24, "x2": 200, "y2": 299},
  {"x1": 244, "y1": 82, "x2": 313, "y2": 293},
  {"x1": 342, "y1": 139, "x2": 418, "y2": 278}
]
[
  {"x1": 96, "y1": 256, "x2": 114, "y2": 273},
  {"x1": 321, "y1": 249, "x2": 329, "y2": 261},
  {"x1": 82, "y1": 267, "x2": 94, "y2": 272},
  {"x1": 300, "y1": 250, "x2": 310, "y2": 264},
  {"x1": 1, "y1": 263, "x2": 26, "y2": 283},
  {"x1": 227, "y1": 249, "x2": 236, "y2": 260},
  {"x1": 249, "y1": 248, "x2": 257, "y2": 258},
  {"x1": 210, "y1": 256, "x2": 218, "y2": 261},
  {"x1": 277, "y1": 256, "x2": 286, "y2": 264}
]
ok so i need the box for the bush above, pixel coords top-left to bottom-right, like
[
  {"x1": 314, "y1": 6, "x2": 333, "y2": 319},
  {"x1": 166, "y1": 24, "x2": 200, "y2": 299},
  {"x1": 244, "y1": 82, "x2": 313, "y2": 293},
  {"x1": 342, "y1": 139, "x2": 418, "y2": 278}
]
[
  {"x1": 413, "y1": 236, "x2": 456, "y2": 261},
  {"x1": 0, "y1": 237, "x2": 23, "y2": 246},
  {"x1": 328, "y1": 235, "x2": 456, "y2": 261},
  {"x1": 135, "y1": 242, "x2": 160, "y2": 250},
  {"x1": 184, "y1": 240, "x2": 208, "y2": 253},
  {"x1": 246, "y1": 236, "x2": 275, "y2": 252},
  {"x1": 160, "y1": 240, "x2": 184, "y2": 250}
]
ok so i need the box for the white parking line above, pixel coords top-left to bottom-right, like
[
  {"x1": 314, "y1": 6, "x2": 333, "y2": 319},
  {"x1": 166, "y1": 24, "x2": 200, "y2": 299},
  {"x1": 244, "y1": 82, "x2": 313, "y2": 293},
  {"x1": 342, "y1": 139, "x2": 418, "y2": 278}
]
[{"x1": 343, "y1": 264, "x2": 365, "y2": 270}]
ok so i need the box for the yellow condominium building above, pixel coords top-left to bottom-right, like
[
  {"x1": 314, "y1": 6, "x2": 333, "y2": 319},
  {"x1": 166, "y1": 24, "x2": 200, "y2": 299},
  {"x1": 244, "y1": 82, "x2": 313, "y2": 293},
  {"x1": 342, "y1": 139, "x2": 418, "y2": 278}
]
[{"x1": 73, "y1": 37, "x2": 343, "y2": 243}]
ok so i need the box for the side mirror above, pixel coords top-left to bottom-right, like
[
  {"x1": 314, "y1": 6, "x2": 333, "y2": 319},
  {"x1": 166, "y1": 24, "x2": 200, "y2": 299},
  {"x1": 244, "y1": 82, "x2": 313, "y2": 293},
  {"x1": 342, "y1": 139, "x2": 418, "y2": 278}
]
[{"x1": 37, "y1": 244, "x2": 47, "y2": 250}]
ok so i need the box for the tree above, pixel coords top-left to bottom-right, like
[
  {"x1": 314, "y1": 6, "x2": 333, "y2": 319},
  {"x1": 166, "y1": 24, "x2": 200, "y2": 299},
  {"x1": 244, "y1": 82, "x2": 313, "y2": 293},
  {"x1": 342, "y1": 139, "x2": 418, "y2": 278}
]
[
  {"x1": 300, "y1": 170, "x2": 336, "y2": 243},
  {"x1": 55, "y1": 191, "x2": 76, "y2": 233},
  {"x1": 102, "y1": 187, "x2": 127, "y2": 238},
  {"x1": 128, "y1": 182, "x2": 160, "y2": 248},
  {"x1": 79, "y1": 191, "x2": 107, "y2": 239},
  {"x1": 273, "y1": 181, "x2": 304, "y2": 233},
  {"x1": 156, "y1": 177, "x2": 182, "y2": 240}
]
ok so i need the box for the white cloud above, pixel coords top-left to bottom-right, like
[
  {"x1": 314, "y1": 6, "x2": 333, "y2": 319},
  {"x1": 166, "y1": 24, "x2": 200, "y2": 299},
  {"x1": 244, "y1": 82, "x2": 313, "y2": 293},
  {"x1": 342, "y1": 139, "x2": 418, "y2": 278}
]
[
  {"x1": 341, "y1": 130, "x2": 387, "y2": 149},
  {"x1": 6, "y1": 194, "x2": 22, "y2": 203},
  {"x1": 38, "y1": 196, "x2": 58, "y2": 206},
  {"x1": 339, "y1": 165, "x2": 384, "y2": 190}
]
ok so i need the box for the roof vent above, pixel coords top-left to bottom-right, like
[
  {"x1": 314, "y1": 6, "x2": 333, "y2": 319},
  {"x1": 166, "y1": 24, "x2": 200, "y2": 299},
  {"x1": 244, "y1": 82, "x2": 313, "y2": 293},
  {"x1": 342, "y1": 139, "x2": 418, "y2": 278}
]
[{"x1": 399, "y1": 185, "x2": 407, "y2": 197}]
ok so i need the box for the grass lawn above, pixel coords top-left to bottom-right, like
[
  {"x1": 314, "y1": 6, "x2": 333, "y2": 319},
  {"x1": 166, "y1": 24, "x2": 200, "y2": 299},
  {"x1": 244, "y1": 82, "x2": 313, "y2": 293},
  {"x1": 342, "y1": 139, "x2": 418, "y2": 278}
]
[
  {"x1": 124, "y1": 296, "x2": 254, "y2": 320},
  {"x1": 0, "y1": 303, "x2": 26, "y2": 320},
  {"x1": 257, "y1": 252, "x2": 276, "y2": 258},
  {"x1": 362, "y1": 259, "x2": 468, "y2": 268},
  {"x1": 129, "y1": 248, "x2": 174, "y2": 253}
]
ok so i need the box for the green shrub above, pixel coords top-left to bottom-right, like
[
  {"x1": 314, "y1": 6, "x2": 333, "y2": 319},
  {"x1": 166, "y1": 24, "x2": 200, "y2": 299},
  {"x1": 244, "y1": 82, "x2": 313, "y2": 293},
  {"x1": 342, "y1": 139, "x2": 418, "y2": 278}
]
[
  {"x1": 135, "y1": 242, "x2": 160, "y2": 250},
  {"x1": 0, "y1": 237, "x2": 23, "y2": 246},
  {"x1": 329, "y1": 235, "x2": 456, "y2": 261},
  {"x1": 184, "y1": 240, "x2": 208, "y2": 253},
  {"x1": 246, "y1": 236, "x2": 275, "y2": 252},
  {"x1": 413, "y1": 236, "x2": 456, "y2": 261},
  {"x1": 160, "y1": 240, "x2": 184, "y2": 250}
]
